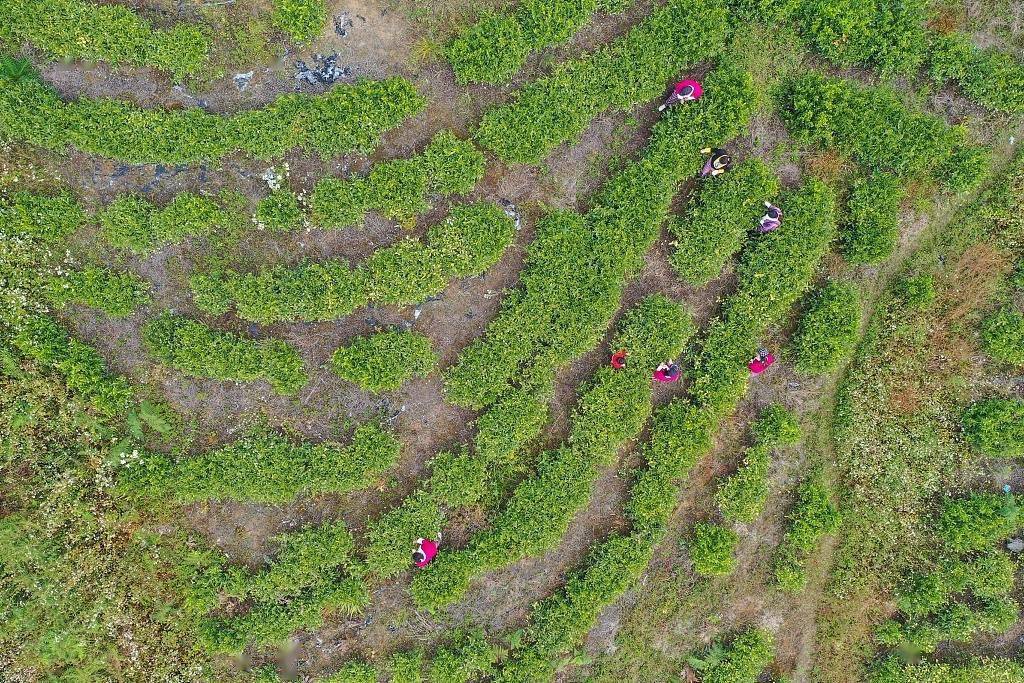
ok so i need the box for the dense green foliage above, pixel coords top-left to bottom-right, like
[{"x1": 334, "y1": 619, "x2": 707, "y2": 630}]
[
  {"x1": 774, "y1": 477, "x2": 840, "y2": 592},
  {"x1": 0, "y1": 191, "x2": 84, "y2": 242},
  {"x1": 474, "y1": 0, "x2": 729, "y2": 163},
  {"x1": 142, "y1": 313, "x2": 308, "y2": 395},
  {"x1": 193, "y1": 202, "x2": 515, "y2": 323},
  {"x1": 668, "y1": 159, "x2": 780, "y2": 285},
  {"x1": 928, "y1": 32, "x2": 1024, "y2": 115},
  {"x1": 120, "y1": 422, "x2": 399, "y2": 503},
  {"x1": 48, "y1": 264, "x2": 151, "y2": 317},
  {"x1": 0, "y1": 0, "x2": 210, "y2": 80},
  {"x1": 688, "y1": 522, "x2": 738, "y2": 576},
  {"x1": 689, "y1": 628, "x2": 775, "y2": 683},
  {"x1": 791, "y1": 281, "x2": 860, "y2": 375},
  {"x1": 841, "y1": 172, "x2": 904, "y2": 265},
  {"x1": 962, "y1": 398, "x2": 1024, "y2": 458},
  {"x1": 270, "y1": 0, "x2": 328, "y2": 43},
  {"x1": 100, "y1": 192, "x2": 245, "y2": 254},
  {"x1": 311, "y1": 131, "x2": 485, "y2": 229},
  {"x1": 716, "y1": 405, "x2": 800, "y2": 523},
  {"x1": 330, "y1": 329, "x2": 438, "y2": 392},
  {"x1": 254, "y1": 189, "x2": 304, "y2": 232},
  {"x1": 780, "y1": 72, "x2": 987, "y2": 190},
  {"x1": 871, "y1": 656, "x2": 1024, "y2": 683},
  {"x1": 0, "y1": 71, "x2": 425, "y2": 163},
  {"x1": 981, "y1": 308, "x2": 1024, "y2": 366},
  {"x1": 936, "y1": 493, "x2": 1022, "y2": 554}
]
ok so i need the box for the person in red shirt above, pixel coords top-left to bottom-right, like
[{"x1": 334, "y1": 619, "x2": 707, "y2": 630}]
[
  {"x1": 748, "y1": 348, "x2": 775, "y2": 374},
  {"x1": 653, "y1": 360, "x2": 681, "y2": 383},
  {"x1": 413, "y1": 537, "x2": 438, "y2": 568},
  {"x1": 610, "y1": 349, "x2": 628, "y2": 369},
  {"x1": 659, "y1": 78, "x2": 703, "y2": 111}
]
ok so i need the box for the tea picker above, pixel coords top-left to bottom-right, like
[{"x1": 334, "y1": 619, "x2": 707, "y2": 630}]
[
  {"x1": 699, "y1": 148, "x2": 732, "y2": 178},
  {"x1": 659, "y1": 79, "x2": 703, "y2": 111},
  {"x1": 748, "y1": 348, "x2": 775, "y2": 374},
  {"x1": 413, "y1": 535, "x2": 440, "y2": 568},
  {"x1": 757, "y1": 202, "x2": 783, "y2": 234},
  {"x1": 653, "y1": 360, "x2": 681, "y2": 383}
]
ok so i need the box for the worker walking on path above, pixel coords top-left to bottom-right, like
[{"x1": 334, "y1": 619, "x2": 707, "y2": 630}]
[
  {"x1": 757, "y1": 202, "x2": 783, "y2": 233},
  {"x1": 653, "y1": 360, "x2": 681, "y2": 383},
  {"x1": 659, "y1": 79, "x2": 703, "y2": 111},
  {"x1": 413, "y1": 536, "x2": 439, "y2": 568},
  {"x1": 699, "y1": 148, "x2": 732, "y2": 178},
  {"x1": 748, "y1": 348, "x2": 775, "y2": 374}
]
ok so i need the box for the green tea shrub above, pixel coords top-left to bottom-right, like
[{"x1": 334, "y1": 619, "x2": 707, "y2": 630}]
[
  {"x1": 0, "y1": 72, "x2": 425, "y2": 163},
  {"x1": 773, "y1": 477, "x2": 840, "y2": 592},
  {"x1": 928, "y1": 32, "x2": 1024, "y2": 115},
  {"x1": 981, "y1": 309, "x2": 1024, "y2": 366},
  {"x1": 330, "y1": 330, "x2": 438, "y2": 392},
  {"x1": 937, "y1": 493, "x2": 1022, "y2": 553},
  {"x1": 430, "y1": 630, "x2": 499, "y2": 683},
  {"x1": 876, "y1": 596, "x2": 1020, "y2": 653},
  {"x1": 0, "y1": 0, "x2": 210, "y2": 80},
  {"x1": 270, "y1": 0, "x2": 328, "y2": 43},
  {"x1": 474, "y1": 0, "x2": 729, "y2": 163},
  {"x1": 690, "y1": 628, "x2": 775, "y2": 683},
  {"x1": 716, "y1": 405, "x2": 799, "y2": 523},
  {"x1": 121, "y1": 422, "x2": 399, "y2": 503},
  {"x1": 791, "y1": 281, "x2": 860, "y2": 375},
  {"x1": 388, "y1": 649, "x2": 425, "y2": 683},
  {"x1": 895, "y1": 273, "x2": 935, "y2": 310},
  {"x1": 842, "y1": 172, "x2": 904, "y2": 264},
  {"x1": 322, "y1": 661, "x2": 377, "y2": 683},
  {"x1": 779, "y1": 73, "x2": 986, "y2": 187},
  {"x1": 895, "y1": 552, "x2": 1016, "y2": 619},
  {"x1": 142, "y1": 312, "x2": 308, "y2": 395},
  {"x1": 870, "y1": 656, "x2": 1024, "y2": 683},
  {"x1": 445, "y1": 0, "x2": 601, "y2": 85},
  {"x1": 254, "y1": 189, "x2": 304, "y2": 232},
  {"x1": 99, "y1": 192, "x2": 245, "y2": 254},
  {"x1": 48, "y1": 265, "x2": 151, "y2": 317},
  {"x1": 668, "y1": 158, "x2": 780, "y2": 285},
  {"x1": 0, "y1": 191, "x2": 84, "y2": 242},
  {"x1": 688, "y1": 522, "x2": 738, "y2": 576},
  {"x1": 311, "y1": 131, "x2": 484, "y2": 229},
  {"x1": 962, "y1": 398, "x2": 1024, "y2": 458},
  {"x1": 194, "y1": 202, "x2": 514, "y2": 323}
]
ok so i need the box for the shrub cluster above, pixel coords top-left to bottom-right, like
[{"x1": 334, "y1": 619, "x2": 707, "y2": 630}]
[
  {"x1": 870, "y1": 656, "x2": 1024, "y2": 683},
  {"x1": 142, "y1": 312, "x2": 308, "y2": 395},
  {"x1": 310, "y1": 131, "x2": 485, "y2": 229},
  {"x1": 791, "y1": 281, "x2": 860, "y2": 375},
  {"x1": 447, "y1": 63, "x2": 758, "y2": 410},
  {"x1": 927, "y1": 32, "x2": 1024, "y2": 115},
  {"x1": 253, "y1": 189, "x2": 304, "y2": 232},
  {"x1": 841, "y1": 172, "x2": 904, "y2": 265},
  {"x1": 688, "y1": 628, "x2": 775, "y2": 683},
  {"x1": 119, "y1": 422, "x2": 399, "y2": 503},
  {"x1": 48, "y1": 265, "x2": 152, "y2": 317},
  {"x1": 270, "y1": 0, "x2": 328, "y2": 43},
  {"x1": 0, "y1": 191, "x2": 84, "y2": 242},
  {"x1": 937, "y1": 492, "x2": 1023, "y2": 553},
  {"x1": 962, "y1": 398, "x2": 1024, "y2": 458},
  {"x1": 330, "y1": 329, "x2": 438, "y2": 392},
  {"x1": 668, "y1": 158, "x2": 780, "y2": 285},
  {"x1": 474, "y1": 0, "x2": 730, "y2": 163},
  {"x1": 0, "y1": 72, "x2": 425, "y2": 163},
  {"x1": 688, "y1": 522, "x2": 738, "y2": 576},
  {"x1": 193, "y1": 202, "x2": 515, "y2": 323},
  {"x1": 779, "y1": 72, "x2": 987, "y2": 190},
  {"x1": 773, "y1": 477, "x2": 840, "y2": 592},
  {"x1": 100, "y1": 192, "x2": 245, "y2": 254},
  {"x1": 981, "y1": 308, "x2": 1024, "y2": 366},
  {"x1": 409, "y1": 295, "x2": 694, "y2": 609},
  {"x1": 0, "y1": 0, "x2": 210, "y2": 80},
  {"x1": 716, "y1": 404, "x2": 800, "y2": 523}
]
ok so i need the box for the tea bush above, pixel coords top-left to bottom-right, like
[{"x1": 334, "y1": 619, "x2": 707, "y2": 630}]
[
  {"x1": 120, "y1": 422, "x2": 399, "y2": 503},
  {"x1": 270, "y1": 0, "x2": 328, "y2": 43},
  {"x1": 0, "y1": 191, "x2": 84, "y2": 242},
  {"x1": 310, "y1": 131, "x2": 485, "y2": 229},
  {"x1": 773, "y1": 477, "x2": 840, "y2": 592},
  {"x1": 894, "y1": 552, "x2": 1016, "y2": 619},
  {"x1": 895, "y1": 273, "x2": 935, "y2": 311},
  {"x1": 688, "y1": 522, "x2": 738, "y2": 576},
  {"x1": 937, "y1": 493, "x2": 1021, "y2": 553},
  {"x1": 791, "y1": 281, "x2": 860, "y2": 375},
  {"x1": 100, "y1": 192, "x2": 246, "y2": 253},
  {"x1": 690, "y1": 628, "x2": 775, "y2": 683},
  {"x1": 142, "y1": 313, "x2": 308, "y2": 395},
  {"x1": 875, "y1": 596, "x2": 1019, "y2": 653},
  {"x1": 980, "y1": 309, "x2": 1024, "y2": 366},
  {"x1": 668, "y1": 158, "x2": 780, "y2": 285},
  {"x1": 446, "y1": 0, "x2": 607, "y2": 85},
  {"x1": 779, "y1": 73, "x2": 987, "y2": 188},
  {"x1": 194, "y1": 202, "x2": 514, "y2": 323},
  {"x1": 927, "y1": 32, "x2": 1024, "y2": 115},
  {"x1": 447, "y1": 63, "x2": 757, "y2": 410},
  {"x1": 961, "y1": 398, "x2": 1024, "y2": 458},
  {"x1": 330, "y1": 330, "x2": 438, "y2": 392},
  {"x1": 870, "y1": 656, "x2": 1024, "y2": 683},
  {"x1": 841, "y1": 172, "x2": 904, "y2": 265},
  {"x1": 254, "y1": 189, "x2": 304, "y2": 232},
  {"x1": 474, "y1": 0, "x2": 729, "y2": 164},
  {"x1": 716, "y1": 405, "x2": 800, "y2": 523},
  {"x1": 0, "y1": 0, "x2": 210, "y2": 80},
  {"x1": 48, "y1": 265, "x2": 151, "y2": 317},
  {"x1": 0, "y1": 71, "x2": 425, "y2": 163}
]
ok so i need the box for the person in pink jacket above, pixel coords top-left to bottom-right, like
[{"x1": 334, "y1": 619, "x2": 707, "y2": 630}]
[
  {"x1": 659, "y1": 79, "x2": 703, "y2": 111},
  {"x1": 748, "y1": 348, "x2": 775, "y2": 374},
  {"x1": 413, "y1": 537, "x2": 438, "y2": 568},
  {"x1": 653, "y1": 360, "x2": 682, "y2": 383}
]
